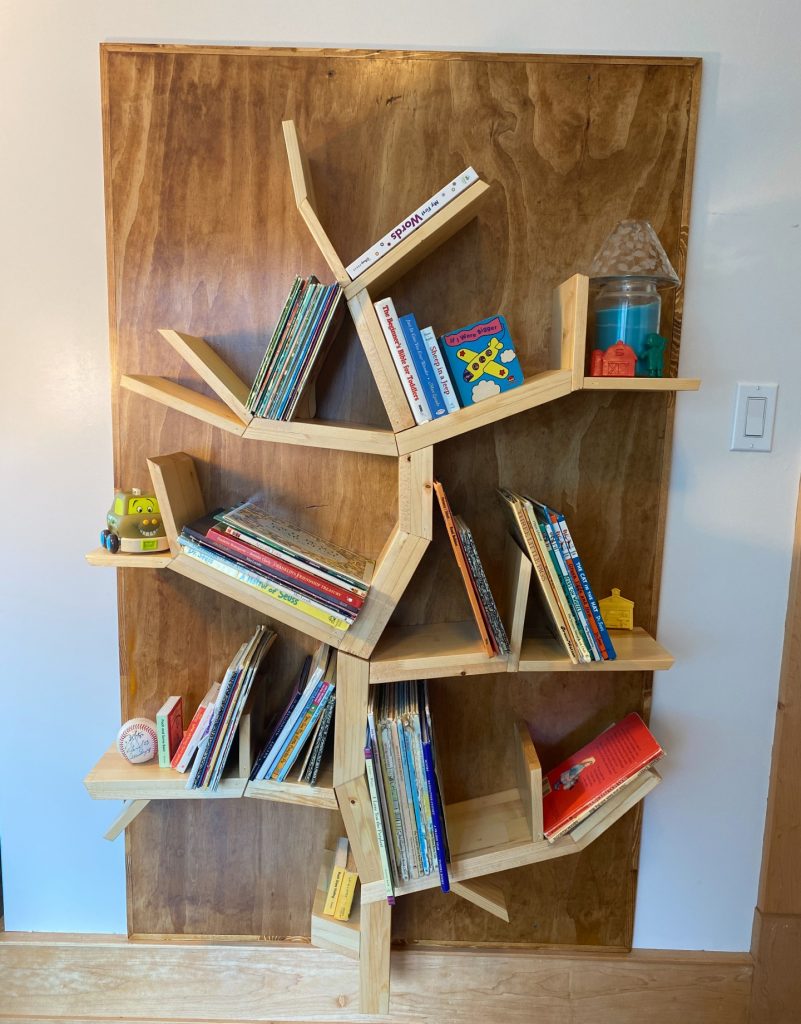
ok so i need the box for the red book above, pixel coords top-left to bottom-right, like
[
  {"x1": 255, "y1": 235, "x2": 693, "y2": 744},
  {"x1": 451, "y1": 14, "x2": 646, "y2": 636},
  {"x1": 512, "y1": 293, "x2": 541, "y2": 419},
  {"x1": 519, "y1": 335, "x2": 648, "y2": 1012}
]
[
  {"x1": 541, "y1": 713, "x2": 664, "y2": 841},
  {"x1": 206, "y1": 525, "x2": 365, "y2": 611},
  {"x1": 156, "y1": 696, "x2": 184, "y2": 768}
]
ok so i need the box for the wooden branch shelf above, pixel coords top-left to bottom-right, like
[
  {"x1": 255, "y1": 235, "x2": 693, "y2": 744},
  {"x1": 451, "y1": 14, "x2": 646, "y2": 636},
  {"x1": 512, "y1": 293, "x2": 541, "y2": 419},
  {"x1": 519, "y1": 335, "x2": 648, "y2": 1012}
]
[
  {"x1": 368, "y1": 623, "x2": 673, "y2": 682},
  {"x1": 360, "y1": 744, "x2": 660, "y2": 906},
  {"x1": 310, "y1": 849, "x2": 361, "y2": 961},
  {"x1": 519, "y1": 628, "x2": 675, "y2": 673},
  {"x1": 84, "y1": 745, "x2": 247, "y2": 800},
  {"x1": 85, "y1": 548, "x2": 173, "y2": 569},
  {"x1": 581, "y1": 376, "x2": 701, "y2": 392},
  {"x1": 244, "y1": 765, "x2": 338, "y2": 811},
  {"x1": 147, "y1": 450, "x2": 432, "y2": 659}
]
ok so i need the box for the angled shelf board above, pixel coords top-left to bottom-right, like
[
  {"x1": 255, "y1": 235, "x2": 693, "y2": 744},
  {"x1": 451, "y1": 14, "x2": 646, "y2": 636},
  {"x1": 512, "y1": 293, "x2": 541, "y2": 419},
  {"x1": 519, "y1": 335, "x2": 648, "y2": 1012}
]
[
  {"x1": 582, "y1": 376, "x2": 701, "y2": 392},
  {"x1": 369, "y1": 620, "x2": 508, "y2": 684},
  {"x1": 85, "y1": 547, "x2": 173, "y2": 569},
  {"x1": 244, "y1": 764, "x2": 338, "y2": 811},
  {"x1": 310, "y1": 849, "x2": 361, "y2": 961}
]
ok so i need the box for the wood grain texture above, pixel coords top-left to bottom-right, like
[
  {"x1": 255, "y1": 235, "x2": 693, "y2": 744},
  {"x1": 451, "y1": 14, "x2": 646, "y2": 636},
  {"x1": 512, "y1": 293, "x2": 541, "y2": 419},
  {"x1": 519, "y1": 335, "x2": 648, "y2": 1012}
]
[
  {"x1": 750, "y1": 909, "x2": 801, "y2": 1024},
  {"x1": 102, "y1": 45, "x2": 699, "y2": 943},
  {"x1": 0, "y1": 933, "x2": 751, "y2": 1023}
]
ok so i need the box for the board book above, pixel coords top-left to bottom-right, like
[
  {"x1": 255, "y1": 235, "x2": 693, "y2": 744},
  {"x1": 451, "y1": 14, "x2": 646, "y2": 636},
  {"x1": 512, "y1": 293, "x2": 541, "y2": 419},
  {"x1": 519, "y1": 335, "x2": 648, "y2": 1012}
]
[{"x1": 439, "y1": 314, "x2": 524, "y2": 407}]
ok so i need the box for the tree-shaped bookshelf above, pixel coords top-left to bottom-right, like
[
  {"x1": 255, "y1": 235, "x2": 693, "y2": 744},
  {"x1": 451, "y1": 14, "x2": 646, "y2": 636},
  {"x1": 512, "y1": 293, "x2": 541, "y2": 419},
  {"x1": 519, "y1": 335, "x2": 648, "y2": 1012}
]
[{"x1": 88, "y1": 45, "x2": 702, "y2": 1019}]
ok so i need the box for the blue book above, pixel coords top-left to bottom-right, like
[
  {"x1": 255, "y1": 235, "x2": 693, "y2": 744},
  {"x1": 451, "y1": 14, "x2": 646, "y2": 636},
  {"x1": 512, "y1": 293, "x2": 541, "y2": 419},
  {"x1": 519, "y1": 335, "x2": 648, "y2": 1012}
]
[
  {"x1": 397, "y1": 708, "x2": 430, "y2": 875},
  {"x1": 400, "y1": 313, "x2": 448, "y2": 419},
  {"x1": 421, "y1": 684, "x2": 449, "y2": 892},
  {"x1": 275, "y1": 685, "x2": 333, "y2": 781},
  {"x1": 257, "y1": 680, "x2": 327, "y2": 780},
  {"x1": 439, "y1": 314, "x2": 524, "y2": 407}
]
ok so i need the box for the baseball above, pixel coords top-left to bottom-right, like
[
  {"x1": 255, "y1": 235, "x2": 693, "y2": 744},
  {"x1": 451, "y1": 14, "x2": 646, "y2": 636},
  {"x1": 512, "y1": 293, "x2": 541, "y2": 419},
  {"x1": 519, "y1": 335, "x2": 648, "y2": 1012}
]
[{"x1": 117, "y1": 717, "x2": 158, "y2": 764}]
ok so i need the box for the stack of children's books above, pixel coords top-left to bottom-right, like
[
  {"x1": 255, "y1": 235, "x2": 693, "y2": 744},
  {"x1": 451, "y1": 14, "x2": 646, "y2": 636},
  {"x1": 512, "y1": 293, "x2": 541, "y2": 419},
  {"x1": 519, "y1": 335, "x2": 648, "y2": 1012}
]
[
  {"x1": 185, "y1": 624, "x2": 276, "y2": 791},
  {"x1": 177, "y1": 501, "x2": 373, "y2": 634},
  {"x1": 364, "y1": 681, "x2": 450, "y2": 903},
  {"x1": 247, "y1": 276, "x2": 343, "y2": 420},
  {"x1": 497, "y1": 488, "x2": 616, "y2": 664},
  {"x1": 250, "y1": 643, "x2": 336, "y2": 786}
]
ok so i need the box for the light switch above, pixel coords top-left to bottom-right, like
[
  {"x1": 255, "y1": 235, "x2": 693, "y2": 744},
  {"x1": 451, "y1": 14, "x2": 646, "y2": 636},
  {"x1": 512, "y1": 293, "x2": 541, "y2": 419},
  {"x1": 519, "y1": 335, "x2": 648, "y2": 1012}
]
[
  {"x1": 731, "y1": 383, "x2": 778, "y2": 452},
  {"x1": 745, "y1": 397, "x2": 767, "y2": 437}
]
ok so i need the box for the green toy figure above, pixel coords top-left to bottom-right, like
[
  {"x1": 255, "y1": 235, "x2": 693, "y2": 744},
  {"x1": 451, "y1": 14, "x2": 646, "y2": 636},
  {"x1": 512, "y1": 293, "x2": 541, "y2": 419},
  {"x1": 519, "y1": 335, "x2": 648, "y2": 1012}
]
[
  {"x1": 642, "y1": 333, "x2": 668, "y2": 378},
  {"x1": 100, "y1": 487, "x2": 170, "y2": 554}
]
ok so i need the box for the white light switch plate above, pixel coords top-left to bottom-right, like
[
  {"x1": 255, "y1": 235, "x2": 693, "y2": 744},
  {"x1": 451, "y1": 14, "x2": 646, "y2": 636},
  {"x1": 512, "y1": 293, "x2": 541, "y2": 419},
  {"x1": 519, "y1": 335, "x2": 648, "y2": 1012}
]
[{"x1": 731, "y1": 382, "x2": 778, "y2": 452}]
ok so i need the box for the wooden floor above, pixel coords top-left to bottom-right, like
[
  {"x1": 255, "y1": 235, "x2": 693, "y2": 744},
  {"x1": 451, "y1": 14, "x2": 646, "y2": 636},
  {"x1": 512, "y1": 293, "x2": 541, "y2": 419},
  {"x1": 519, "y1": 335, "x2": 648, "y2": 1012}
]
[{"x1": 0, "y1": 932, "x2": 752, "y2": 1023}]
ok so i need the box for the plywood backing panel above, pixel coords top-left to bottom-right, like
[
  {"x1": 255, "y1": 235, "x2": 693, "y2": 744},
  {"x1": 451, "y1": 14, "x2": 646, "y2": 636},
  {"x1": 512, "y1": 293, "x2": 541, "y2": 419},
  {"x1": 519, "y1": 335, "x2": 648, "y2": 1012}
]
[{"x1": 102, "y1": 45, "x2": 699, "y2": 943}]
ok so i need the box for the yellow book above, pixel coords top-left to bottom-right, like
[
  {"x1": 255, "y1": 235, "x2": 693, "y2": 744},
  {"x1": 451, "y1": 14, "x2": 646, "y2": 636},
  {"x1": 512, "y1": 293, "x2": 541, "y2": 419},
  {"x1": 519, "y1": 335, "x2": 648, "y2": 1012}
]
[
  {"x1": 323, "y1": 837, "x2": 350, "y2": 916},
  {"x1": 324, "y1": 866, "x2": 345, "y2": 916},
  {"x1": 334, "y1": 869, "x2": 358, "y2": 921}
]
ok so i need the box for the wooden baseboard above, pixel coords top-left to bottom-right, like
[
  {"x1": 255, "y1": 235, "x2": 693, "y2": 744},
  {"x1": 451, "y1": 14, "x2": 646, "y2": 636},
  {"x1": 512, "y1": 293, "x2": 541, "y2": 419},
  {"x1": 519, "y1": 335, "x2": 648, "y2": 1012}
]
[
  {"x1": 750, "y1": 907, "x2": 801, "y2": 1023},
  {"x1": 0, "y1": 932, "x2": 752, "y2": 1023}
]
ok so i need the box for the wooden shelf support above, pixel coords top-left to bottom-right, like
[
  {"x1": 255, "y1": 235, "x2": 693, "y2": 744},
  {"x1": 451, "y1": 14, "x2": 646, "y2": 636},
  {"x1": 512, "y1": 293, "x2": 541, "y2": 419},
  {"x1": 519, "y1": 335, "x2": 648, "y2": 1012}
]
[
  {"x1": 122, "y1": 374, "x2": 249, "y2": 437},
  {"x1": 103, "y1": 799, "x2": 150, "y2": 842},
  {"x1": 451, "y1": 878, "x2": 509, "y2": 923},
  {"x1": 502, "y1": 536, "x2": 532, "y2": 673},
  {"x1": 147, "y1": 452, "x2": 206, "y2": 555},
  {"x1": 515, "y1": 721, "x2": 544, "y2": 841},
  {"x1": 359, "y1": 899, "x2": 391, "y2": 1015},
  {"x1": 282, "y1": 120, "x2": 350, "y2": 287},
  {"x1": 550, "y1": 273, "x2": 589, "y2": 390},
  {"x1": 157, "y1": 329, "x2": 253, "y2": 425}
]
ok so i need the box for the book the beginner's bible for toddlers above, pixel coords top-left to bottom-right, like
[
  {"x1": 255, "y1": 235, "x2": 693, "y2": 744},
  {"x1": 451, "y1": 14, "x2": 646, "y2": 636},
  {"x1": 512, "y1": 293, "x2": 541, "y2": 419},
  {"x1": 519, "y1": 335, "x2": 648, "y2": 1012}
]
[
  {"x1": 541, "y1": 712, "x2": 664, "y2": 841},
  {"x1": 439, "y1": 314, "x2": 524, "y2": 407}
]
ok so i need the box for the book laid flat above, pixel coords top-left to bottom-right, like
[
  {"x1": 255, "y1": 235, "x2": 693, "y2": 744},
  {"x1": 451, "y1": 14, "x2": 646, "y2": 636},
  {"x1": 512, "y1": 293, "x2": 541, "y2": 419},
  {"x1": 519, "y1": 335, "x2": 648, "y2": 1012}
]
[
  {"x1": 434, "y1": 481, "x2": 508, "y2": 657},
  {"x1": 177, "y1": 502, "x2": 373, "y2": 633},
  {"x1": 346, "y1": 167, "x2": 479, "y2": 280},
  {"x1": 541, "y1": 712, "x2": 664, "y2": 841},
  {"x1": 438, "y1": 314, "x2": 524, "y2": 407},
  {"x1": 247, "y1": 276, "x2": 344, "y2": 420},
  {"x1": 250, "y1": 643, "x2": 336, "y2": 785},
  {"x1": 187, "y1": 625, "x2": 276, "y2": 791},
  {"x1": 366, "y1": 681, "x2": 450, "y2": 897}
]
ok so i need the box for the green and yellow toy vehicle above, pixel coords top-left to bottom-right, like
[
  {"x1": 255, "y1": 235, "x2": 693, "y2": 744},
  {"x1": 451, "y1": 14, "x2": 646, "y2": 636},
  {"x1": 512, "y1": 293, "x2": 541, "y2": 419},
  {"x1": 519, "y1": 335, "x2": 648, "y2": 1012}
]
[{"x1": 100, "y1": 488, "x2": 170, "y2": 554}]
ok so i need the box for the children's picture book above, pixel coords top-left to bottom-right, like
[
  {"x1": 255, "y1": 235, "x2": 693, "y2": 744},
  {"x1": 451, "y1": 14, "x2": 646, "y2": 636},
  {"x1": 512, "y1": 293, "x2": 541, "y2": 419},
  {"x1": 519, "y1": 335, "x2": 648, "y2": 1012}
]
[
  {"x1": 438, "y1": 315, "x2": 524, "y2": 407},
  {"x1": 541, "y1": 712, "x2": 664, "y2": 841}
]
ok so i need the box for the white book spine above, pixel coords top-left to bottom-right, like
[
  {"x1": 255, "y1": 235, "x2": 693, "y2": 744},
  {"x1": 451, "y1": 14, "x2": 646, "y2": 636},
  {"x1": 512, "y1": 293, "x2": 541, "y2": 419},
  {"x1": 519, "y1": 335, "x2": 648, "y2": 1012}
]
[
  {"x1": 347, "y1": 167, "x2": 479, "y2": 280},
  {"x1": 420, "y1": 326, "x2": 460, "y2": 414},
  {"x1": 374, "y1": 298, "x2": 431, "y2": 424}
]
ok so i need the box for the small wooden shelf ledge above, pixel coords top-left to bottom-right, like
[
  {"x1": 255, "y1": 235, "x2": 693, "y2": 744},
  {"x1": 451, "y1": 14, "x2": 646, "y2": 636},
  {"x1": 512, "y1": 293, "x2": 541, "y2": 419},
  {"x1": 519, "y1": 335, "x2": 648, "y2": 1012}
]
[
  {"x1": 83, "y1": 746, "x2": 247, "y2": 801},
  {"x1": 310, "y1": 849, "x2": 361, "y2": 961},
  {"x1": 85, "y1": 548, "x2": 173, "y2": 569},
  {"x1": 244, "y1": 764, "x2": 338, "y2": 811},
  {"x1": 369, "y1": 621, "x2": 507, "y2": 684},
  {"x1": 121, "y1": 374, "x2": 249, "y2": 437},
  {"x1": 395, "y1": 370, "x2": 574, "y2": 456},
  {"x1": 518, "y1": 628, "x2": 674, "y2": 673},
  {"x1": 581, "y1": 376, "x2": 701, "y2": 392}
]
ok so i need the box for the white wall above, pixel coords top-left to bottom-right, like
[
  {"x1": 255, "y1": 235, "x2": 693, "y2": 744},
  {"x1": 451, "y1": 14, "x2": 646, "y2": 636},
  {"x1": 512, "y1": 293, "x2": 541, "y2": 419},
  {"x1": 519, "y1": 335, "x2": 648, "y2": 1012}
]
[{"x1": 2, "y1": 1, "x2": 799, "y2": 949}]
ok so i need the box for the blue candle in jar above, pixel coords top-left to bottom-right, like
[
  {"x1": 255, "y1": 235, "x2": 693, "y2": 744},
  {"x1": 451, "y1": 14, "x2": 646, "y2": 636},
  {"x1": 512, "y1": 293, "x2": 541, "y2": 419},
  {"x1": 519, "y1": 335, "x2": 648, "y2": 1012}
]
[{"x1": 593, "y1": 279, "x2": 661, "y2": 375}]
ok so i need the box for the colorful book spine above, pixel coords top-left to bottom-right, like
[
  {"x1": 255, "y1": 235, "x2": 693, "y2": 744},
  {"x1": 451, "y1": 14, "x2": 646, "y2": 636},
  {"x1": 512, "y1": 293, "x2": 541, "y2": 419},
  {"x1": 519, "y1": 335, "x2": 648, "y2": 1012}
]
[
  {"x1": 324, "y1": 866, "x2": 346, "y2": 916},
  {"x1": 272, "y1": 684, "x2": 333, "y2": 782},
  {"x1": 534, "y1": 514, "x2": 597, "y2": 661},
  {"x1": 257, "y1": 681, "x2": 328, "y2": 781},
  {"x1": 364, "y1": 744, "x2": 396, "y2": 904},
  {"x1": 333, "y1": 869, "x2": 359, "y2": 921},
  {"x1": 156, "y1": 697, "x2": 183, "y2": 768},
  {"x1": 399, "y1": 313, "x2": 448, "y2": 419},
  {"x1": 434, "y1": 481, "x2": 495, "y2": 656},
  {"x1": 399, "y1": 713, "x2": 430, "y2": 875},
  {"x1": 555, "y1": 517, "x2": 617, "y2": 661},
  {"x1": 346, "y1": 167, "x2": 479, "y2": 279},
  {"x1": 177, "y1": 537, "x2": 352, "y2": 632},
  {"x1": 304, "y1": 695, "x2": 335, "y2": 785},
  {"x1": 422, "y1": 736, "x2": 450, "y2": 893},
  {"x1": 374, "y1": 297, "x2": 431, "y2": 424},
  {"x1": 496, "y1": 489, "x2": 579, "y2": 664},
  {"x1": 171, "y1": 686, "x2": 218, "y2": 771},
  {"x1": 420, "y1": 326, "x2": 460, "y2": 413},
  {"x1": 208, "y1": 527, "x2": 364, "y2": 611}
]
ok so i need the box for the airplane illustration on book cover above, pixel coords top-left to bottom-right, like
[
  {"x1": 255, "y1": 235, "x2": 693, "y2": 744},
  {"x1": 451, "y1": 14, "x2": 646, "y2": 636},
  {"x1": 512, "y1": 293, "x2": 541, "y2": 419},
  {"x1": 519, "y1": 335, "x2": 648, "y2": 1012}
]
[{"x1": 439, "y1": 314, "x2": 524, "y2": 406}]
